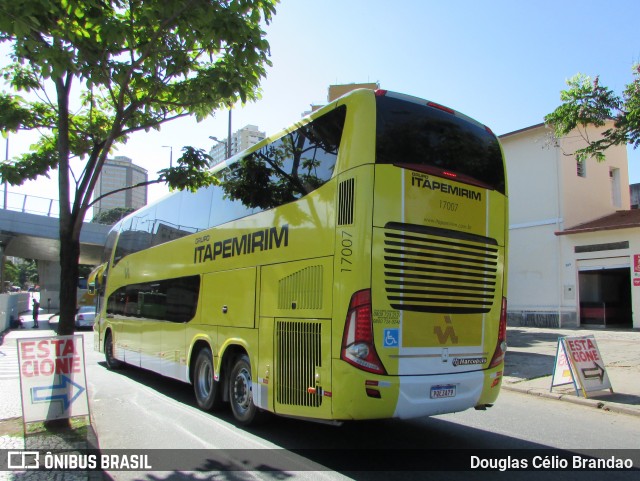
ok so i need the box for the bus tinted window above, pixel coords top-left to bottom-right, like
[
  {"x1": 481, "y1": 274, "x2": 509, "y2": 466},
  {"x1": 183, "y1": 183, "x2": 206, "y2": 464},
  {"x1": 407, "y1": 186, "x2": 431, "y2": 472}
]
[
  {"x1": 107, "y1": 275, "x2": 200, "y2": 323},
  {"x1": 221, "y1": 105, "x2": 346, "y2": 210},
  {"x1": 110, "y1": 106, "x2": 347, "y2": 265},
  {"x1": 375, "y1": 96, "x2": 505, "y2": 194},
  {"x1": 102, "y1": 227, "x2": 119, "y2": 264}
]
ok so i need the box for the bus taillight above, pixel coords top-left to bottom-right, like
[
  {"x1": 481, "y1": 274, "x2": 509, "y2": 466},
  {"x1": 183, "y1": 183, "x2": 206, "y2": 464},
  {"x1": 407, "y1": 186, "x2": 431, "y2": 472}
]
[
  {"x1": 489, "y1": 297, "x2": 508, "y2": 368},
  {"x1": 341, "y1": 289, "x2": 387, "y2": 375},
  {"x1": 427, "y1": 101, "x2": 455, "y2": 115}
]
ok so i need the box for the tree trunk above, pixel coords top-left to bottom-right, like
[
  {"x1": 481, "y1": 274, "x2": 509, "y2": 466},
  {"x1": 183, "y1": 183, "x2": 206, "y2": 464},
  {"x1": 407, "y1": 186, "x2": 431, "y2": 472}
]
[{"x1": 57, "y1": 222, "x2": 80, "y2": 336}]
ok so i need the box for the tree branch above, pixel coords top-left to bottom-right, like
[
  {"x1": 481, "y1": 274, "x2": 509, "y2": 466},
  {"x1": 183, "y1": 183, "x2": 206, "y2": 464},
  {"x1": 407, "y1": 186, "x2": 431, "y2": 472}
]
[{"x1": 87, "y1": 178, "x2": 165, "y2": 209}]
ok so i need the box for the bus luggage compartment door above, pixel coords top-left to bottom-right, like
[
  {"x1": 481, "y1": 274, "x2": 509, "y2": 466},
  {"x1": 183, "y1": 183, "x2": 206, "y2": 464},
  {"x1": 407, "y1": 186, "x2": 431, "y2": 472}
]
[{"x1": 272, "y1": 317, "x2": 332, "y2": 419}]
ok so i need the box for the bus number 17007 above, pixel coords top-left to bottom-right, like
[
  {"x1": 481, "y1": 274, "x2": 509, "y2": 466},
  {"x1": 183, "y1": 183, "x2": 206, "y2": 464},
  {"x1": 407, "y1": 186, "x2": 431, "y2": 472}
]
[{"x1": 340, "y1": 230, "x2": 353, "y2": 272}]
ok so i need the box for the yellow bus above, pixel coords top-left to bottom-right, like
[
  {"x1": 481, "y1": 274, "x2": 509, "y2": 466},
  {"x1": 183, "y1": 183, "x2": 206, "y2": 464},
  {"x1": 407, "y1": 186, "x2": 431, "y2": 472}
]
[{"x1": 94, "y1": 89, "x2": 508, "y2": 425}]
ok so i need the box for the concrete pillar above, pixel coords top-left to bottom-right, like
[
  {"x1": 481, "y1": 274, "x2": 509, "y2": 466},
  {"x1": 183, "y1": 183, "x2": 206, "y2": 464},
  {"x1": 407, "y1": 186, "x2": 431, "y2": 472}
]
[
  {"x1": 0, "y1": 244, "x2": 5, "y2": 293},
  {"x1": 38, "y1": 260, "x2": 60, "y2": 312}
]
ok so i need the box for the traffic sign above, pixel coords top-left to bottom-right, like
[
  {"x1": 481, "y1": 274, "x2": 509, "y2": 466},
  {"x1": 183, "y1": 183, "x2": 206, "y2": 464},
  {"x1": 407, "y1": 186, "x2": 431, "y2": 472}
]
[
  {"x1": 551, "y1": 335, "x2": 613, "y2": 398},
  {"x1": 17, "y1": 335, "x2": 89, "y2": 423}
]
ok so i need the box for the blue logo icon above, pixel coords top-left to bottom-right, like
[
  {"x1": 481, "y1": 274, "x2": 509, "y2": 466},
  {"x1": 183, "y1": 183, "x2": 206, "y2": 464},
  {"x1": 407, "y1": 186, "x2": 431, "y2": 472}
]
[{"x1": 383, "y1": 328, "x2": 399, "y2": 347}]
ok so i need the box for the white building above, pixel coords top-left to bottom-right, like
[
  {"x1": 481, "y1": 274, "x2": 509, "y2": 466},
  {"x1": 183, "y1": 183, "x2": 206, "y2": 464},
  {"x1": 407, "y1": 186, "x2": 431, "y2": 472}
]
[
  {"x1": 501, "y1": 121, "x2": 638, "y2": 329},
  {"x1": 209, "y1": 124, "x2": 266, "y2": 166}
]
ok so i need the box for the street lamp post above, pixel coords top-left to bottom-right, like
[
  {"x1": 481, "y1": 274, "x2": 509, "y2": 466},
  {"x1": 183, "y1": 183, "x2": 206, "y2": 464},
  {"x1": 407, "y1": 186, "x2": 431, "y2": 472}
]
[
  {"x1": 4, "y1": 135, "x2": 8, "y2": 210},
  {"x1": 161, "y1": 145, "x2": 173, "y2": 168},
  {"x1": 227, "y1": 108, "x2": 232, "y2": 161}
]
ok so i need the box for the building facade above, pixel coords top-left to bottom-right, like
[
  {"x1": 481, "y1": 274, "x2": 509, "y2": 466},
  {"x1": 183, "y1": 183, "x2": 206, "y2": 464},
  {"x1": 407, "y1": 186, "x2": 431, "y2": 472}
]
[
  {"x1": 501, "y1": 122, "x2": 638, "y2": 329},
  {"x1": 209, "y1": 124, "x2": 266, "y2": 167},
  {"x1": 93, "y1": 156, "x2": 148, "y2": 218}
]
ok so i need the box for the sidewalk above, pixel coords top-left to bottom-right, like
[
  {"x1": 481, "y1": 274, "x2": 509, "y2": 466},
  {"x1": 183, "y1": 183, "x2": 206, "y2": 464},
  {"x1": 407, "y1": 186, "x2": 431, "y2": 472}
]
[{"x1": 503, "y1": 325, "x2": 640, "y2": 417}]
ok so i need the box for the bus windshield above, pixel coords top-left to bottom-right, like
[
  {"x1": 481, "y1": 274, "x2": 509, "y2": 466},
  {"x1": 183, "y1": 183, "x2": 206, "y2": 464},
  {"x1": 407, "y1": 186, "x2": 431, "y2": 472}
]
[{"x1": 375, "y1": 94, "x2": 505, "y2": 194}]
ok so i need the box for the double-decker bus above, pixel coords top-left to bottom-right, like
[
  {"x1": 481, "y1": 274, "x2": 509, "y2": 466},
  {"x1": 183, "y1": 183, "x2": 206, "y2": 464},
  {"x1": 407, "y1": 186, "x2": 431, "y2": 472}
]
[{"x1": 94, "y1": 89, "x2": 508, "y2": 425}]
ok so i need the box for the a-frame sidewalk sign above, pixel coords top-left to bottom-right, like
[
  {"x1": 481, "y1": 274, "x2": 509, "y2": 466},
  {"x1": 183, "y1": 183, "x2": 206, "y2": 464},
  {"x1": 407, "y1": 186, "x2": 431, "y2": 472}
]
[{"x1": 551, "y1": 335, "x2": 613, "y2": 398}]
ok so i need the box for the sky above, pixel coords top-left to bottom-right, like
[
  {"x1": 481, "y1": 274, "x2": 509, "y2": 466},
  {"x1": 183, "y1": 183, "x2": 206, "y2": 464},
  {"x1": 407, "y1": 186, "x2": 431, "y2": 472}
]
[{"x1": 3, "y1": 0, "x2": 640, "y2": 212}]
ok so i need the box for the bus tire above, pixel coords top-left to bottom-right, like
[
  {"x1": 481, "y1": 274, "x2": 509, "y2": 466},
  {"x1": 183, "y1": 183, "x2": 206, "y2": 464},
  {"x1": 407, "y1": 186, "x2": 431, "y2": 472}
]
[
  {"x1": 229, "y1": 354, "x2": 260, "y2": 425},
  {"x1": 104, "y1": 331, "x2": 122, "y2": 370},
  {"x1": 193, "y1": 347, "x2": 222, "y2": 411}
]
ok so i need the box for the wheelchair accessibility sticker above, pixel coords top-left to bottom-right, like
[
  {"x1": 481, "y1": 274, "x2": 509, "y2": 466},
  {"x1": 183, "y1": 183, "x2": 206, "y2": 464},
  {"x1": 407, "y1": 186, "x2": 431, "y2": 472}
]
[{"x1": 383, "y1": 328, "x2": 399, "y2": 347}]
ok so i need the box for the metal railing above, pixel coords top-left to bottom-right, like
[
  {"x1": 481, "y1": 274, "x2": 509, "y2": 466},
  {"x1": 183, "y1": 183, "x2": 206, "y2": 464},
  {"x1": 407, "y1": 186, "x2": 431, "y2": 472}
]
[{"x1": 1, "y1": 189, "x2": 58, "y2": 217}]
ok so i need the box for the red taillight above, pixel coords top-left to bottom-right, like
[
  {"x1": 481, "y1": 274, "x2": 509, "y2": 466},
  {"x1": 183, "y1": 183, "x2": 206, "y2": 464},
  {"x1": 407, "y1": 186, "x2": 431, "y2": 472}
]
[
  {"x1": 442, "y1": 170, "x2": 458, "y2": 179},
  {"x1": 375, "y1": 89, "x2": 388, "y2": 97},
  {"x1": 341, "y1": 289, "x2": 386, "y2": 375},
  {"x1": 427, "y1": 101, "x2": 455, "y2": 115},
  {"x1": 489, "y1": 297, "x2": 508, "y2": 368}
]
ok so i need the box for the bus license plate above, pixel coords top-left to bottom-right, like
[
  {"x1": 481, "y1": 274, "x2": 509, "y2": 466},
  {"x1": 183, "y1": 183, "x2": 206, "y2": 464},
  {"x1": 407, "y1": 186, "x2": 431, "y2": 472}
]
[{"x1": 430, "y1": 385, "x2": 456, "y2": 399}]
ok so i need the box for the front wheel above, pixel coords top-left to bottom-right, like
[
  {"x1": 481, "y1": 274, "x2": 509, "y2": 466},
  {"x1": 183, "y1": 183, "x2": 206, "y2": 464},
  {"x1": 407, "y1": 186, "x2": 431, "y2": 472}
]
[
  {"x1": 104, "y1": 331, "x2": 122, "y2": 370},
  {"x1": 193, "y1": 347, "x2": 222, "y2": 411},
  {"x1": 229, "y1": 354, "x2": 261, "y2": 425}
]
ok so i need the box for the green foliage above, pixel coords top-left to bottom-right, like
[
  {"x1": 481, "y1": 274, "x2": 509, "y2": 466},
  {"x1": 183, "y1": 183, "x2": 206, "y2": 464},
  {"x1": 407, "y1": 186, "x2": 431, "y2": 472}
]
[
  {"x1": 545, "y1": 65, "x2": 640, "y2": 162},
  {"x1": 0, "y1": 0, "x2": 278, "y2": 334},
  {"x1": 4, "y1": 258, "x2": 38, "y2": 287},
  {"x1": 0, "y1": 0, "x2": 277, "y2": 192},
  {"x1": 157, "y1": 147, "x2": 219, "y2": 192},
  {"x1": 92, "y1": 207, "x2": 135, "y2": 225}
]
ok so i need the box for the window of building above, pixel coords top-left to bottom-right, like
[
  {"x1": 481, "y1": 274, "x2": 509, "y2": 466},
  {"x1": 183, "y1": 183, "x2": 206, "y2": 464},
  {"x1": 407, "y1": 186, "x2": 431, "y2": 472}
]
[{"x1": 610, "y1": 167, "x2": 621, "y2": 207}]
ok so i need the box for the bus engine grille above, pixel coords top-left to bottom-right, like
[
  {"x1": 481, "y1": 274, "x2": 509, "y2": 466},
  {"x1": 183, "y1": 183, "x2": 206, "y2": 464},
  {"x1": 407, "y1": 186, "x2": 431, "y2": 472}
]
[
  {"x1": 383, "y1": 223, "x2": 499, "y2": 314},
  {"x1": 276, "y1": 320, "x2": 323, "y2": 407}
]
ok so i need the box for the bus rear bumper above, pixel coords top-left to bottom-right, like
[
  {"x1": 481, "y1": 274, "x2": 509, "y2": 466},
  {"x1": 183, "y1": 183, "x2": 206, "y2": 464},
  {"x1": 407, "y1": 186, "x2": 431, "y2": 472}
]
[
  {"x1": 393, "y1": 370, "x2": 485, "y2": 419},
  {"x1": 331, "y1": 360, "x2": 500, "y2": 420}
]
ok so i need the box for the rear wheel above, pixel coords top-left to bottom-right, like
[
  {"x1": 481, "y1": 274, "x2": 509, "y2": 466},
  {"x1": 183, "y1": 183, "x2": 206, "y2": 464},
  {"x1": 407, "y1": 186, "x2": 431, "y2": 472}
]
[
  {"x1": 229, "y1": 354, "x2": 260, "y2": 425},
  {"x1": 104, "y1": 331, "x2": 122, "y2": 370},
  {"x1": 193, "y1": 347, "x2": 222, "y2": 411}
]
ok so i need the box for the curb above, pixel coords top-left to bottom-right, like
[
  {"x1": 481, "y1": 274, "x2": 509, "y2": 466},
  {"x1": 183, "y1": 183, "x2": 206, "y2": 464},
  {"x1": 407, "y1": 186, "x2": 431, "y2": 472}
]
[{"x1": 502, "y1": 383, "x2": 640, "y2": 418}]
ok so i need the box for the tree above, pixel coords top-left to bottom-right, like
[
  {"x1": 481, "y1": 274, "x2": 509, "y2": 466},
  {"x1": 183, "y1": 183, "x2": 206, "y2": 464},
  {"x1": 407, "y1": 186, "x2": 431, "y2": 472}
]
[
  {"x1": 0, "y1": 0, "x2": 277, "y2": 335},
  {"x1": 545, "y1": 65, "x2": 640, "y2": 162},
  {"x1": 4, "y1": 258, "x2": 38, "y2": 288},
  {"x1": 92, "y1": 207, "x2": 136, "y2": 225}
]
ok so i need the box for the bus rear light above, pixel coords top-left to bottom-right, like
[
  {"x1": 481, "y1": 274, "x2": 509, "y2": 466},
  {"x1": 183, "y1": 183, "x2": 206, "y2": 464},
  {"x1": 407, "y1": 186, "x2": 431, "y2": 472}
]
[
  {"x1": 442, "y1": 170, "x2": 458, "y2": 179},
  {"x1": 489, "y1": 297, "x2": 508, "y2": 368},
  {"x1": 341, "y1": 289, "x2": 387, "y2": 375},
  {"x1": 366, "y1": 388, "x2": 382, "y2": 399},
  {"x1": 375, "y1": 89, "x2": 388, "y2": 97},
  {"x1": 427, "y1": 101, "x2": 455, "y2": 115}
]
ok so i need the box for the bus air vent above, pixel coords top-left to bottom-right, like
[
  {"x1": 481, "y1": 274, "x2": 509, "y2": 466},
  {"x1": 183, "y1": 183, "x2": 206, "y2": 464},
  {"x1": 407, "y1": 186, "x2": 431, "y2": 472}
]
[
  {"x1": 276, "y1": 320, "x2": 323, "y2": 407},
  {"x1": 278, "y1": 265, "x2": 323, "y2": 310},
  {"x1": 338, "y1": 178, "x2": 355, "y2": 226},
  {"x1": 383, "y1": 223, "x2": 499, "y2": 314}
]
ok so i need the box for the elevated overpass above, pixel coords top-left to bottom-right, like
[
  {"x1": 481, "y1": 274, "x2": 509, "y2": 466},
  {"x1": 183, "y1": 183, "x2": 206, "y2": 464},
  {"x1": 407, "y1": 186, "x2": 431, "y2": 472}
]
[{"x1": 0, "y1": 191, "x2": 111, "y2": 309}]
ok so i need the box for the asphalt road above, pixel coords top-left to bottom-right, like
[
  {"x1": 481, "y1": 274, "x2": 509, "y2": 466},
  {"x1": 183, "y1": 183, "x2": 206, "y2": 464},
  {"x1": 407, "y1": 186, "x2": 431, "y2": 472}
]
[{"x1": 81, "y1": 332, "x2": 640, "y2": 481}]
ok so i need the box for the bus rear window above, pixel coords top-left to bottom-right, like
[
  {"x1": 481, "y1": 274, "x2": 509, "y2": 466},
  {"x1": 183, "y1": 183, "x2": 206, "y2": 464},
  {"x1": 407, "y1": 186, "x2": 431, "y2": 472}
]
[{"x1": 376, "y1": 95, "x2": 505, "y2": 194}]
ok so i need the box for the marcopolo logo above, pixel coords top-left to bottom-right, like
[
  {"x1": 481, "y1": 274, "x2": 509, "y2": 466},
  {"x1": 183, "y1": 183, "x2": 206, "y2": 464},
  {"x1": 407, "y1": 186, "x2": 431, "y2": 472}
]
[{"x1": 452, "y1": 357, "x2": 487, "y2": 367}]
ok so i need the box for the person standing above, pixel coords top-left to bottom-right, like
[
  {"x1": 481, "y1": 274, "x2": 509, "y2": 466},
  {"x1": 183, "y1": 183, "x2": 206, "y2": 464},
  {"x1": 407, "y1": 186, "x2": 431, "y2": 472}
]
[{"x1": 32, "y1": 298, "x2": 40, "y2": 328}]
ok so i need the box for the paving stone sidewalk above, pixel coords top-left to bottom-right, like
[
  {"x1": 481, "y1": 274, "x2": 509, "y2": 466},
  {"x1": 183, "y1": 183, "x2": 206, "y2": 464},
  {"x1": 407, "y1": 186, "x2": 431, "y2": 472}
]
[{"x1": 503, "y1": 326, "x2": 640, "y2": 417}]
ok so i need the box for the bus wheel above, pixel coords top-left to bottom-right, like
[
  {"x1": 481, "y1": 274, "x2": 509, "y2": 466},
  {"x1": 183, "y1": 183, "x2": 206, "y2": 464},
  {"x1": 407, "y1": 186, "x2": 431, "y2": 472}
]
[
  {"x1": 193, "y1": 347, "x2": 222, "y2": 411},
  {"x1": 229, "y1": 354, "x2": 260, "y2": 425},
  {"x1": 104, "y1": 331, "x2": 122, "y2": 370}
]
